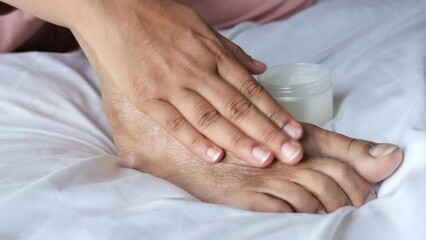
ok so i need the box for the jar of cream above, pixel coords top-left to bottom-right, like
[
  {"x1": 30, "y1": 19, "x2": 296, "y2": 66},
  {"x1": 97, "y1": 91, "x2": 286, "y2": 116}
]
[{"x1": 257, "y1": 63, "x2": 333, "y2": 126}]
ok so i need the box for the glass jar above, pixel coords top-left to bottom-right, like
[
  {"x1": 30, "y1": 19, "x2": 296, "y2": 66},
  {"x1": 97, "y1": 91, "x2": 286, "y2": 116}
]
[{"x1": 257, "y1": 63, "x2": 333, "y2": 126}]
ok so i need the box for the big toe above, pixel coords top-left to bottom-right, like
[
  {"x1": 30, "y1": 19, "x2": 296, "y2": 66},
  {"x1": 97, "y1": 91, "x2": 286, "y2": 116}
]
[
  {"x1": 342, "y1": 141, "x2": 402, "y2": 183},
  {"x1": 302, "y1": 124, "x2": 403, "y2": 183}
]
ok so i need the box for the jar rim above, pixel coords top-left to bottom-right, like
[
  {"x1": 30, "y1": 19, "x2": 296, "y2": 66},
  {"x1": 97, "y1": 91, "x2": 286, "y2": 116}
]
[{"x1": 257, "y1": 63, "x2": 332, "y2": 96}]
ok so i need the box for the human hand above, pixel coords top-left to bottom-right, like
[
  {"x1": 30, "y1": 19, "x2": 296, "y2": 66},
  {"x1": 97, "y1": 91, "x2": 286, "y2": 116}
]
[
  {"x1": 101, "y1": 76, "x2": 403, "y2": 213},
  {"x1": 71, "y1": 0, "x2": 303, "y2": 167}
]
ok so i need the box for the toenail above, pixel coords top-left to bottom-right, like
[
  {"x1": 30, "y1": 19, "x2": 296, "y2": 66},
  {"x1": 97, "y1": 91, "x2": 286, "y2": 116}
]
[
  {"x1": 283, "y1": 123, "x2": 302, "y2": 139},
  {"x1": 365, "y1": 191, "x2": 376, "y2": 203},
  {"x1": 317, "y1": 207, "x2": 327, "y2": 215},
  {"x1": 252, "y1": 146, "x2": 272, "y2": 164},
  {"x1": 369, "y1": 144, "x2": 398, "y2": 158},
  {"x1": 206, "y1": 147, "x2": 222, "y2": 162},
  {"x1": 281, "y1": 141, "x2": 301, "y2": 163}
]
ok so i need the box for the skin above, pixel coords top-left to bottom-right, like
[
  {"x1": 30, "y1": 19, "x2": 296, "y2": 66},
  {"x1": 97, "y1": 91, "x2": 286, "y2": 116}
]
[
  {"x1": 1, "y1": 0, "x2": 305, "y2": 167},
  {"x1": 100, "y1": 73, "x2": 403, "y2": 213},
  {"x1": 1, "y1": 1, "x2": 404, "y2": 213}
]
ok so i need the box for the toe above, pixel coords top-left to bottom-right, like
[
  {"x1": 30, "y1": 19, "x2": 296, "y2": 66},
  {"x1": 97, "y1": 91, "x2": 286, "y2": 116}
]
[
  {"x1": 301, "y1": 123, "x2": 403, "y2": 183},
  {"x1": 292, "y1": 168, "x2": 351, "y2": 213},
  {"x1": 261, "y1": 180, "x2": 322, "y2": 214},
  {"x1": 304, "y1": 158, "x2": 375, "y2": 208},
  {"x1": 360, "y1": 142, "x2": 403, "y2": 182},
  {"x1": 221, "y1": 191, "x2": 294, "y2": 213}
]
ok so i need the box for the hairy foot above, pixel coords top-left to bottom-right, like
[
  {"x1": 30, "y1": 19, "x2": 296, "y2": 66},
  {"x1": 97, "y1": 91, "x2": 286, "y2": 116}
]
[
  {"x1": 99, "y1": 75, "x2": 402, "y2": 214},
  {"x1": 74, "y1": 7, "x2": 404, "y2": 213}
]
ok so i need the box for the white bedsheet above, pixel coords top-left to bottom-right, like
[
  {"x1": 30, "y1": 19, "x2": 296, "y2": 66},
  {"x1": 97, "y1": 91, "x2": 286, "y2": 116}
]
[{"x1": 1, "y1": 0, "x2": 426, "y2": 239}]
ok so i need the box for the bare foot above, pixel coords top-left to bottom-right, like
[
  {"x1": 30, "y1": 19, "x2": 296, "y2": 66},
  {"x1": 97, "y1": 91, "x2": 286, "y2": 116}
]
[
  {"x1": 300, "y1": 124, "x2": 403, "y2": 183},
  {"x1": 100, "y1": 77, "x2": 403, "y2": 214}
]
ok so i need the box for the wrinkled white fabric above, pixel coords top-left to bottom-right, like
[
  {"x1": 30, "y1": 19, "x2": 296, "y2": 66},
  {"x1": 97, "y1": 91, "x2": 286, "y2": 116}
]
[{"x1": 0, "y1": 0, "x2": 425, "y2": 239}]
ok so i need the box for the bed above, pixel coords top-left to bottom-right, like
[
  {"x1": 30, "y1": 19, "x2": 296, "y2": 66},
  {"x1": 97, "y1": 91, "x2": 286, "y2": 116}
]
[{"x1": 1, "y1": 0, "x2": 425, "y2": 239}]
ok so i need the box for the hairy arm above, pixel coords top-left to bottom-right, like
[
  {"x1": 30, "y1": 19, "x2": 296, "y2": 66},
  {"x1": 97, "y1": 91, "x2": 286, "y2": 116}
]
[{"x1": 1, "y1": 0, "x2": 304, "y2": 168}]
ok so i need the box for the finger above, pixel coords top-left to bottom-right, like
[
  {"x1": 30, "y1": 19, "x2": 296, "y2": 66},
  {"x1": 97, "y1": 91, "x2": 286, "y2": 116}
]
[
  {"x1": 292, "y1": 168, "x2": 351, "y2": 213},
  {"x1": 304, "y1": 158, "x2": 375, "y2": 208},
  {"x1": 194, "y1": 77, "x2": 303, "y2": 165},
  {"x1": 301, "y1": 123, "x2": 403, "y2": 183},
  {"x1": 144, "y1": 99, "x2": 224, "y2": 163},
  {"x1": 216, "y1": 53, "x2": 304, "y2": 141},
  {"x1": 261, "y1": 179, "x2": 324, "y2": 214},
  {"x1": 219, "y1": 35, "x2": 267, "y2": 75},
  {"x1": 172, "y1": 90, "x2": 274, "y2": 167}
]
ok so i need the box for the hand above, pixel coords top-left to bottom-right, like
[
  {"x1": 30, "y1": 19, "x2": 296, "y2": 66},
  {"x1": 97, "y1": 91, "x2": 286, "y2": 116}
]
[
  {"x1": 101, "y1": 76, "x2": 403, "y2": 213},
  {"x1": 70, "y1": 0, "x2": 303, "y2": 167}
]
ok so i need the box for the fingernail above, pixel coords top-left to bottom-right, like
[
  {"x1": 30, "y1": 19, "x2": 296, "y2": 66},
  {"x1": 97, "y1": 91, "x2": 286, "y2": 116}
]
[
  {"x1": 252, "y1": 146, "x2": 272, "y2": 164},
  {"x1": 369, "y1": 144, "x2": 398, "y2": 158},
  {"x1": 207, "y1": 147, "x2": 222, "y2": 162},
  {"x1": 366, "y1": 192, "x2": 376, "y2": 203},
  {"x1": 253, "y1": 59, "x2": 267, "y2": 68},
  {"x1": 281, "y1": 141, "x2": 302, "y2": 163},
  {"x1": 317, "y1": 207, "x2": 327, "y2": 215},
  {"x1": 283, "y1": 123, "x2": 302, "y2": 139}
]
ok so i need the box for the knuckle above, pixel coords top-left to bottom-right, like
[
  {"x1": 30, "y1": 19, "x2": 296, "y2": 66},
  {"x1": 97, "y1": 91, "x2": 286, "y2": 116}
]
[
  {"x1": 165, "y1": 115, "x2": 186, "y2": 133},
  {"x1": 345, "y1": 139, "x2": 363, "y2": 156},
  {"x1": 231, "y1": 43, "x2": 244, "y2": 56},
  {"x1": 185, "y1": 133, "x2": 203, "y2": 148},
  {"x1": 132, "y1": 76, "x2": 156, "y2": 101},
  {"x1": 239, "y1": 79, "x2": 265, "y2": 101},
  {"x1": 205, "y1": 39, "x2": 227, "y2": 58},
  {"x1": 225, "y1": 98, "x2": 254, "y2": 123},
  {"x1": 260, "y1": 127, "x2": 282, "y2": 144},
  {"x1": 230, "y1": 133, "x2": 246, "y2": 148},
  {"x1": 266, "y1": 105, "x2": 286, "y2": 127},
  {"x1": 195, "y1": 107, "x2": 221, "y2": 130},
  {"x1": 176, "y1": 52, "x2": 198, "y2": 71}
]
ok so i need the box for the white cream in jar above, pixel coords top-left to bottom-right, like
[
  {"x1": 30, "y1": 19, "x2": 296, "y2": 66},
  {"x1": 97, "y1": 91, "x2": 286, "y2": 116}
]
[{"x1": 257, "y1": 63, "x2": 333, "y2": 126}]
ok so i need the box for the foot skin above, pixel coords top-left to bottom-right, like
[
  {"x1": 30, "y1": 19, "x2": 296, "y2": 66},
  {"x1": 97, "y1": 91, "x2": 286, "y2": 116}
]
[
  {"x1": 101, "y1": 79, "x2": 402, "y2": 214},
  {"x1": 300, "y1": 124, "x2": 403, "y2": 184}
]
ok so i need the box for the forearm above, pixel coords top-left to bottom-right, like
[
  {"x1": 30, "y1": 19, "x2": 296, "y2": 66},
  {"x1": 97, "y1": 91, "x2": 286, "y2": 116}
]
[{"x1": 0, "y1": 0, "x2": 89, "y2": 28}]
